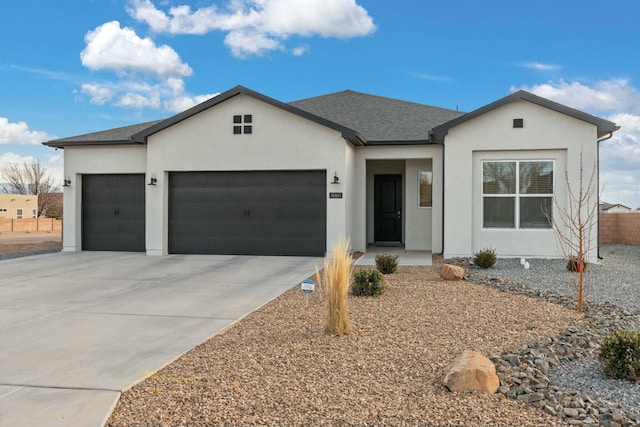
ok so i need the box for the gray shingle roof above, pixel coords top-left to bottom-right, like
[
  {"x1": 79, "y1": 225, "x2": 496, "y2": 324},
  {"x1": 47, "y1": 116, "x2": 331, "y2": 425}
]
[
  {"x1": 43, "y1": 120, "x2": 163, "y2": 148},
  {"x1": 289, "y1": 90, "x2": 465, "y2": 143}
]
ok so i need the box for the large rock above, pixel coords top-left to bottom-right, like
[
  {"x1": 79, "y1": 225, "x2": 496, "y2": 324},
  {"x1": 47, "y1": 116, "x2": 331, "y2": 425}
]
[
  {"x1": 443, "y1": 350, "x2": 500, "y2": 393},
  {"x1": 440, "y1": 264, "x2": 465, "y2": 281}
]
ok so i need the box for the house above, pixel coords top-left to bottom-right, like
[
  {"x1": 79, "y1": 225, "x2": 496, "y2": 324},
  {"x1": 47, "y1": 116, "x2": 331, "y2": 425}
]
[
  {"x1": 0, "y1": 194, "x2": 38, "y2": 219},
  {"x1": 600, "y1": 202, "x2": 633, "y2": 213},
  {"x1": 43, "y1": 86, "x2": 618, "y2": 261}
]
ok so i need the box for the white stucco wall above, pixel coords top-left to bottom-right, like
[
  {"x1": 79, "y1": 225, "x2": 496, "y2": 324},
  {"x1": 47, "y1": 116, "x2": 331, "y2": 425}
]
[
  {"x1": 443, "y1": 100, "x2": 600, "y2": 261},
  {"x1": 61, "y1": 145, "x2": 147, "y2": 252},
  {"x1": 145, "y1": 94, "x2": 350, "y2": 255}
]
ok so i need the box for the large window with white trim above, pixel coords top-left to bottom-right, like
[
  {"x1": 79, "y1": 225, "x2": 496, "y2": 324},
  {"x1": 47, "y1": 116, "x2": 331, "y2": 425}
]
[{"x1": 482, "y1": 160, "x2": 553, "y2": 229}]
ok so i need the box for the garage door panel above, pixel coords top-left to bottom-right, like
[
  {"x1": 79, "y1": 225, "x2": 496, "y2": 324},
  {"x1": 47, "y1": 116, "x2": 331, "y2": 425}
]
[
  {"x1": 82, "y1": 174, "x2": 145, "y2": 252},
  {"x1": 169, "y1": 171, "x2": 326, "y2": 256}
]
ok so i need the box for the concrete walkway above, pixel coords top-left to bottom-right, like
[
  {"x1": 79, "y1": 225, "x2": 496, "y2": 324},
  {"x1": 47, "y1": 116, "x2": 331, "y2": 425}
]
[
  {"x1": 0, "y1": 252, "x2": 321, "y2": 427},
  {"x1": 357, "y1": 246, "x2": 433, "y2": 266}
]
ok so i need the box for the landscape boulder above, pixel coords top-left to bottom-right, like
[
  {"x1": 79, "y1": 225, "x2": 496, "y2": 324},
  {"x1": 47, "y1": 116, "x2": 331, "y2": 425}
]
[
  {"x1": 443, "y1": 350, "x2": 500, "y2": 394},
  {"x1": 440, "y1": 264, "x2": 465, "y2": 281}
]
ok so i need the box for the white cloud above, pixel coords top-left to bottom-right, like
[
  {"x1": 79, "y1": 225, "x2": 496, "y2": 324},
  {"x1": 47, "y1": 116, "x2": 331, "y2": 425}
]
[
  {"x1": 80, "y1": 21, "x2": 192, "y2": 77},
  {"x1": 127, "y1": 0, "x2": 376, "y2": 57},
  {"x1": 80, "y1": 78, "x2": 216, "y2": 113},
  {"x1": 411, "y1": 72, "x2": 452, "y2": 83},
  {"x1": 0, "y1": 152, "x2": 34, "y2": 165},
  {"x1": 515, "y1": 79, "x2": 640, "y2": 208},
  {"x1": 513, "y1": 79, "x2": 640, "y2": 114},
  {"x1": 80, "y1": 83, "x2": 116, "y2": 105},
  {"x1": 0, "y1": 117, "x2": 56, "y2": 145},
  {"x1": 291, "y1": 44, "x2": 310, "y2": 56},
  {"x1": 518, "y1": 62, "x2": 562, "y2": 71}
]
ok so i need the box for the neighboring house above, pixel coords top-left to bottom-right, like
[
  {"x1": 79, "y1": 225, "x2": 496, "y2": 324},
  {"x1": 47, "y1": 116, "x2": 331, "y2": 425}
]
[
  {"x1": 44, "y1": 86, "x2": 618, "y2": 261},
  {"x1": 600, "y1": 202, "x2": 633, "y2": 213},
  {"x1": 0, "y1": 194, "x2": 38, "y2": 219}
]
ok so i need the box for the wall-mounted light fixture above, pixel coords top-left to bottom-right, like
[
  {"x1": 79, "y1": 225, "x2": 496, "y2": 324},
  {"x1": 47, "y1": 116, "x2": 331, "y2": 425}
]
[
  {"x1": 331, "y1": 172, "x2": 340, "y2": 184},
  {"x1": 62, "y1": 175, "x2": 71, "y2": 187},
  {"x1": 147, "y1": 173, "x2": 157, "y2": 186}
]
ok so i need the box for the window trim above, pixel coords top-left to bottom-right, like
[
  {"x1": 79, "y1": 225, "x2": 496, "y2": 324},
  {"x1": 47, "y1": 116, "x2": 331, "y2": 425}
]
[{"x1": 481, "y1": 159, "x2": 554, "y2": 230}]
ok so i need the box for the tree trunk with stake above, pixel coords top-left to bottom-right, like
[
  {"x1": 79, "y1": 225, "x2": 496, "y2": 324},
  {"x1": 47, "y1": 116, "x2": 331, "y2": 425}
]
[{"x1": 545, "y1": 150, "x2": 598, "y2": 313}]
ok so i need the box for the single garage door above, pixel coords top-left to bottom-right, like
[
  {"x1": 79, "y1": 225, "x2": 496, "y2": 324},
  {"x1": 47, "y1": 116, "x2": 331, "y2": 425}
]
[
  {"x1": 169, "y1": 171, "x2": 326, "y2": 256},
  {"x1": 82, "y1": 174, "x2": 145, "y2": 252}
]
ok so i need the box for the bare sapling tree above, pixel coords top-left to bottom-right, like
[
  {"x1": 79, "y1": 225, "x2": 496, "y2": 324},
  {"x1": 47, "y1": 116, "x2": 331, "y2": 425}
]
[
  {"x1": 1, "y1": 159, "x2": 59, "y2": 216},
  {"x1": 546, "y1": 150, "x2": 598, "y2": 313}
]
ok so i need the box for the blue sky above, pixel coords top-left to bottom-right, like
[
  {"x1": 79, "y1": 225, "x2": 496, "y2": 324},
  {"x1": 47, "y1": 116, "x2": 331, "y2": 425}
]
[{"x1": 1, "y1": 0, "x2": 639, "y2": 208}]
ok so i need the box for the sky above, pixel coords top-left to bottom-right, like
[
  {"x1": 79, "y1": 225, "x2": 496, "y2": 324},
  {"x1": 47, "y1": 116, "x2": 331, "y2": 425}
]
[{"x1": 1, "y1": 0, "x2": 639, "y2": 208}]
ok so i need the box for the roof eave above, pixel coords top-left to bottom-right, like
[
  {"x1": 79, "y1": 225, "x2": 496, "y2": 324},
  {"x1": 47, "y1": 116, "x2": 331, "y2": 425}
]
[{"x1": 42, "y1": 139, "x2": 139, "y2": 149}]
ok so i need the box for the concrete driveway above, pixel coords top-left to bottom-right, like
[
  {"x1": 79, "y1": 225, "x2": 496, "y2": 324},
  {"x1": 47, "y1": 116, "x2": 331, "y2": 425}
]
[{"x1": 0, "y1": 251, "x2": 321, "y2": 427}]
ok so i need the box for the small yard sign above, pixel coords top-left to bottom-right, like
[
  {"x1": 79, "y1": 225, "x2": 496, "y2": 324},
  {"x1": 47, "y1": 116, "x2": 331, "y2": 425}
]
[
  {"x1": 301, "y1": 279, "x2": 315, "y2": 294},
  {"x1": 301, "y1": 279, "x2": 315, "y2": 307}
]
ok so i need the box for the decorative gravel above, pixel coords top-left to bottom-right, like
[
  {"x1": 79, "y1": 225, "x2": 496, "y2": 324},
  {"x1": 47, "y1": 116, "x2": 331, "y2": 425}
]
[
  {"x1": 107, "y1": 264, "x2": 579, "y2": 426},
  {"x1": 460, "y1": 244, "x2": 640, "y2": 315},
  {"x1": 0, "y1": 241, "x2": 62, "y2": 260},
  {"x1": 455, "y1": 244, "x2": 640, "y2": 425}
]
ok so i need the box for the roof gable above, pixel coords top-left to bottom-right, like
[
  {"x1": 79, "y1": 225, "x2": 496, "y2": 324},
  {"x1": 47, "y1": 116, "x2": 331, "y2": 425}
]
[
  {"x1": 131, "y1": 85, "x2": 365, "y2": 145},
  {"x1": 290, "y1": 90, "x2": 464, "y2": 144},
  {"x1": 431, "y1": 90, "x2": 619, "y2": 142}
]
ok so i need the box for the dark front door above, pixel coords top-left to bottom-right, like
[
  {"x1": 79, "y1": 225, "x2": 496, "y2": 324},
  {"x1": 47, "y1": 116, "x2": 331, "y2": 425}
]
[
  {"x1": 82, "y1": 174, "x2": 145, "y2": 252},
  {"x1": 168, "y1": 170, "x2": 326, "y2": 256},
  {"x1": 374, "y1": 174, "x2": 402, "y2": 242}
]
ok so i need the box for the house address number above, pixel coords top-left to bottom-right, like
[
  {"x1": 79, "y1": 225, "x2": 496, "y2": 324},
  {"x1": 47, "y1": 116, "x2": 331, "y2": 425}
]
[{"x1": 329, "y1": 192, "x2": 343, "y2": 199}]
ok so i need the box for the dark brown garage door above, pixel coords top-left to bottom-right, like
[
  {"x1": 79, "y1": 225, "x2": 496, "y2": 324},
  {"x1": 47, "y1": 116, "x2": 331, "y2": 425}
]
[
  {"x1": 82, "y1": 174, "x2": 145, "y2": 252},
  {"x1": 168, "y1": 171, "x2": 326, "y2": 256}
]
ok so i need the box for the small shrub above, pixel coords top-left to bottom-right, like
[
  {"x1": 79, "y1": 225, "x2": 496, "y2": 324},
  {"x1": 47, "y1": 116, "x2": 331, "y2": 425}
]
[
  {"x1": 598, "y1": 330, "x2": 640, "y2": 382},
  {"x1": 352, "y1": 268, "x2": 385, "y2": 297},
  {"x1": 473, "y1": 247, "x2": 497, "y2": 269},
  {"x1": 566, "y1": 256, "x2": 588, "y2": 272},
  {"x1": 375, "y1": 253, "x2": 399, "y2": 274}
]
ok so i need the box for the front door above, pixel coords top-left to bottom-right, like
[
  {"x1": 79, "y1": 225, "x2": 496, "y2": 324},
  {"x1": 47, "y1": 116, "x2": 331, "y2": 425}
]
[{"x1": 374, "y1": 174, "x2": 402, "y2": 243}]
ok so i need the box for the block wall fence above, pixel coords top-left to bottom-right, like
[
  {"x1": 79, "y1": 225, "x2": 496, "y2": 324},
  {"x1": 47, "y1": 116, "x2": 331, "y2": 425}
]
[
  {"x1": 599, "y1": 212, "x2": 640, "y2": 246},
  {"x1": 0, "y1": 218, "x2": 62, "y2": 233}
]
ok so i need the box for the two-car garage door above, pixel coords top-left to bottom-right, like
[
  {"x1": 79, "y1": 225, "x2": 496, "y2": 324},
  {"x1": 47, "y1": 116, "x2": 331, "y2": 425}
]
[
  {"x1": 168, "y1": 171, "x2": 326, "y2": 256},
  {"x1": 82, "y1": 171, "x2": 326, "y2": 256}
]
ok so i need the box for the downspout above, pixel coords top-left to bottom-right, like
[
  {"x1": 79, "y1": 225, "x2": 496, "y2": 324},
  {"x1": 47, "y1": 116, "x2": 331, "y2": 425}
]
[
  {"x1": 596, "y1": 131, "x2": 614, "y2": 260},
  {"x1": 441, "y1": 139, "x2": 446, "y2": 256}
]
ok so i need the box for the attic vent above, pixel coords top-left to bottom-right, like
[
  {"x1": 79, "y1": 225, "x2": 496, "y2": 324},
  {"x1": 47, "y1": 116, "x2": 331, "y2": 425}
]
[
  {"x1": 233, "y1": 114, "x2": 253, "y2": 134},
  {"x1": 513, "y1": 118, "x2": 524, "y2": 128}
]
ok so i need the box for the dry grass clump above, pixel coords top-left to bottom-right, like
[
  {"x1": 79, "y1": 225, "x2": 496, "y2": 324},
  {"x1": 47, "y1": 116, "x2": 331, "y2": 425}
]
[{"x1": 316, "y1": 238, "x2": 353, "y2": 336}]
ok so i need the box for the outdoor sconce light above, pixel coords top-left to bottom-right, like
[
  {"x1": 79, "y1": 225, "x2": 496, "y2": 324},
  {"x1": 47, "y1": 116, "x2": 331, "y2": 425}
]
[
  {"x1": 147, "y1": 173, "x2": 157, "y2": 186},
  {"x1": 62, "y1": 175, "x2": 71, "y2": 187},
  {"x1": 331, "y1": 172, "x2": 340, "y2": 184}
]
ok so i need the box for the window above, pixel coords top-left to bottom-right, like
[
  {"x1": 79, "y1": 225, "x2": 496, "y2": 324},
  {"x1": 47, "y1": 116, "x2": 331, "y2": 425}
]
[
  {"x1": 482, "y1": 160, "x2": 553, "y2": 229},
  {"x1": 418, "y1": 171, "x2": 432, "y2": 208},
  {"x1": 233, "y1": 114, "x2": 252, "y2": 134},
  {"x1": 17, "y1": 208, "x2": 23, "y2": 219},
  {"x1": 33, "y1": 209, "x2": 37, "y2": 218}
]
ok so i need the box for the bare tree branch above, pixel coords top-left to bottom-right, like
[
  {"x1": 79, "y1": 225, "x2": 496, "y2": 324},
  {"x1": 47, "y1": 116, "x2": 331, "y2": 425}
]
[
  {"x1": 544, "y1": 149, "x2": 598, "y2": 313},
  {"x1": 1, "y1": 159, "x2": 59, "y2": 215}
]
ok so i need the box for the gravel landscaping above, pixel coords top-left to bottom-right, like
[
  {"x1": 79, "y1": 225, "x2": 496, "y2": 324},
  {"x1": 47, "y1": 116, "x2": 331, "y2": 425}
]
[
  {"x1": 454, "y1": 244, "x2": 640, "y2": 426},
  {"x1": 458, "y1": 244, "x2": 640, "y2": 314},
  {"x1": 107, "y1": 262, "x2": 583, "y2": 426}
]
